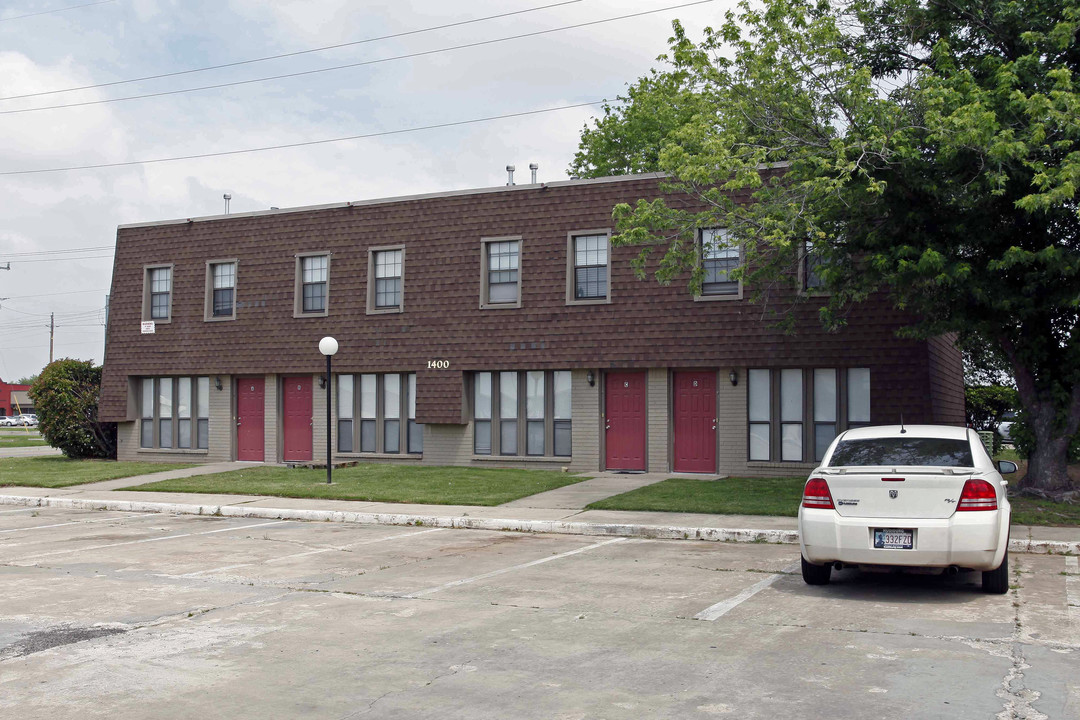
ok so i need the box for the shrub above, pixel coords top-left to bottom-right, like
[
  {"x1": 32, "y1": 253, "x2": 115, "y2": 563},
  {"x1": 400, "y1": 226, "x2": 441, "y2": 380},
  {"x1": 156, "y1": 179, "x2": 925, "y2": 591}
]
[{"x1": 29, "y1": 359, "x2": 116, "y2": 459}]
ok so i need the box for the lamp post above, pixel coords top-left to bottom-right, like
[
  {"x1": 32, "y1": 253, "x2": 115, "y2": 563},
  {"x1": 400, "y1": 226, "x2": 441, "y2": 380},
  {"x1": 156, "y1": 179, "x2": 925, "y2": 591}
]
[{"x1": 319, "y1": 336, "x2": 338, "y2": 484}]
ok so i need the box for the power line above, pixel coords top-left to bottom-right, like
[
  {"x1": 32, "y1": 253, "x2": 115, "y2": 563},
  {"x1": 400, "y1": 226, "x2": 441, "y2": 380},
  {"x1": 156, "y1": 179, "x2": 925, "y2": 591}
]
[
  {"x1": 0, "y1": 100, "x2": 606, "y2": 176},
  {"x1": 0, "y1": 1, "x2": 713, "y2": 116},
  {"x1": 0, "y1": 0, "x2": 584, "y2": 101},
  {"x1": 0, "y1": 245, "x2": 113, "y2": 257},
  {"x1": 2, "y1": 288, "x2": 108, "y2": 299},
  {"x1": 1, "y1": 254, "x2": 113, "y2": 262},
  {"x1": 0, "y1": 0, "x2": 115, "y2": 23}
]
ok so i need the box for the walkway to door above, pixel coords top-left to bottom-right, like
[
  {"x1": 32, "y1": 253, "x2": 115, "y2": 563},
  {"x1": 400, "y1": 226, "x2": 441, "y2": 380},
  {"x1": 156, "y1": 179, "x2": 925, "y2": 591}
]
[{"x1": 498, "y1": 471, "x2": 721, "y2": 510}]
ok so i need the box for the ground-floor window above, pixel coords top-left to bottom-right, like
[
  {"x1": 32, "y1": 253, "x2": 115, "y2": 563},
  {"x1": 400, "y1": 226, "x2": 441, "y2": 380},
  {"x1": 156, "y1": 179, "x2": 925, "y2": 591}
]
[
  {"x1": 139, "y1": 377, "x2": 210, "y2": 450},
  {"x1": 337, "y1": 372, "x2": 421, "y2": 454},
  {"x1": 748, "y1": 367, "x2": 870, "y2": 462},
  {"x1": 472, "y1": 370, "x2": 571, "y2": 457}
]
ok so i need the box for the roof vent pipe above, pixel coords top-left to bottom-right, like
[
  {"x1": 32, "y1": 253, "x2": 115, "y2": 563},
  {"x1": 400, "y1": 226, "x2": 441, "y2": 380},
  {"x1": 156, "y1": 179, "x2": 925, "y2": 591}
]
[
  {"x1": 223, "y1": 193, "x2": 232, "y2": 215},
  {"x1": 529, "y1": 163, "x2": 538, "y2": 184},
  {"x1": 506, "y1": 165, "x2": 516, "y2": 186}
]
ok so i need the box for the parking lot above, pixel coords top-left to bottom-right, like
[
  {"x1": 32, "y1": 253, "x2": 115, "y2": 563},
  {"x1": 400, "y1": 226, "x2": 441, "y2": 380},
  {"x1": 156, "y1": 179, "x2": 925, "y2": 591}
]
[{"x1": 0, "y1": 507, "x2": 1077, "y2": 719}]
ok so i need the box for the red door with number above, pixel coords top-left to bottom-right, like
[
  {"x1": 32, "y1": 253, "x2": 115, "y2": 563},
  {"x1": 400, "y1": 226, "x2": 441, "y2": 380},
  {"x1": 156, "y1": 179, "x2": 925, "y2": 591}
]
[
  {"x1": 236, "y1": 378, "x2": 264, "y2": 462},
  {"x1": 673, "y1": 371, "x2": 717, "y2": 473},
  {"x1": 282, "y1": 376, "x2": 313, "y2": 462},
  {"x1": 605, "y1": 372, "x2": 647, "y2": 471}
]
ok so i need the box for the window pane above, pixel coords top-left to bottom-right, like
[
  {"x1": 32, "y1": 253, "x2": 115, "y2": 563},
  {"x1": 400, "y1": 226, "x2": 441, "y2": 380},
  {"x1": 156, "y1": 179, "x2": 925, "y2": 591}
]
[
  {"x1": 407, "y1": 374, "x2": 416, "y2": 419},
  {"x1": 748, "y1": 369, "x2": 770, "y2": 422},
  {"x1": 500, "y1": 419, "x2": 517, "y2": 455},
  {"x1": 360, "y1": 375, "x2": 377, "y2": 418},
  {"x1": 527, "y1": 420, "x2": 544, "y2": 456},
  {"x1": 177, "y1": 377, "x2": 191, "y2": 419},
  {"x1": 500, "y1": 371, "x2": 517, "y2": 419},
  {"x1": 829, "y1": 437, "x2": 973, "y2": 467},
  {"x1": 848, "y1": 368, "x2": 871, "y2": 423},
  {"x1": 158, "y1": 378, "x2": 172, "y2": 418},
  {"x1": 408, "y1": 420, "x2": 423, "y2": 453},
  {"x1": 782, "y1": 423, "x2": 802, "y2": 461},
  {"x1": 375, "y1": 277, "x2": 400, "y2": 308},
  {"x1": 780, "y1": 369, "x2": 802, "y2": 422},
  {"x1": 197, "y1": 377, "x2": 209, "y2": 418},
  {"x1": 159, "y1": 418, "x2": 172, "y2": 448},
  {"x1": 141, "y1": 378, "x2": 154, "y2": 418},
  {"x1": 553, "y1": 371, "x2": 571, "y2": 419},
  {"x1": 213, "y1": 262, "x2": 235, "y2": 289},
  {"x1": 360, "y1": 419, "x2": 376, "y2": 452},
  {"x1": 197, "y1": 418, "x2": 209, "y2": 449},
  {"x1": 575, "y1": 266, "x2": 607, "y2": 299},
  {"x1": 488, "y1": 280, "x2": 518, "y2": 304},
  {"x1": 338, "y1": 419, "x2": 353, "y2": 452},
  {"x1": 814, "y1": 369, "x2": 837, "y2": 422},
  {"x1": 213, "y1": 288, "x2": 233, "y2": 316},
  {"x1": 474, "y1": 420, "x2": 491, "y2": 455},
  {"x1": 384, "y1": 419, "x2": 400, "y2": 453},
  {"x1": 749, "y1": 423, "x2": 769, "y2": 460},
  {"x1": 302, "y1": 282, "x2": 326, "y2": 312},
  {"x1": 302, "y1": 255, "x2": 327, "y2": 282},
  {"x1": 178, "y1": 418, "x2": 191, "y2": 449},
  {"x1": 375, "y1": 250, "x2": 402, "y2": 278},
  {"x1": 554, "y1": 420, "x2": 572, "y2": 456},
  {"x1": 338, "y1": 375, "x2": 354, "y2": 420},
  {"x1": 140, "y1": 419, "x2": 153, "y2": 448},
  {"x1": 474, "y1": 372, "x2": 492, "y2": 419},
  {"x1": 408, "y1": 418, "x2": 421, "y2": 453},
  {"x1": 384, "y1": 374, "x2": 400, "y2": 419},
  {"x1": 815, "y1": 423, "x2": 836, "y2": 461},
  {"x1": 526, "y1": 371, "x2": 544, "y2": 420}
]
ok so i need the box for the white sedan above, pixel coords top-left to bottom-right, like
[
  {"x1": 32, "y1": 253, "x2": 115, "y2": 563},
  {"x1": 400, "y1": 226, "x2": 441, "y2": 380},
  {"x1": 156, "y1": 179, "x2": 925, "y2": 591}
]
[{"x1": 799, "y1": 425, "x2": 1013, "y2": 594}]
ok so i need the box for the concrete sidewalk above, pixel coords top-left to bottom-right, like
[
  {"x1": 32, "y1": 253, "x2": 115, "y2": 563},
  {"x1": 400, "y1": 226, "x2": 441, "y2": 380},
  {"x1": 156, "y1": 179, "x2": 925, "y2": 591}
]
[{"x1": 0, "y1": 464, "x2": 1077, "y2": 553}]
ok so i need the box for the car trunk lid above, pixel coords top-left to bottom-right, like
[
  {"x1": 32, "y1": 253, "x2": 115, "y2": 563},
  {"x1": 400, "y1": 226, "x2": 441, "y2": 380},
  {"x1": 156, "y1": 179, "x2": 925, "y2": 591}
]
[{"x1": 819, "y1": 467, "x2": 975, "y2": 519}]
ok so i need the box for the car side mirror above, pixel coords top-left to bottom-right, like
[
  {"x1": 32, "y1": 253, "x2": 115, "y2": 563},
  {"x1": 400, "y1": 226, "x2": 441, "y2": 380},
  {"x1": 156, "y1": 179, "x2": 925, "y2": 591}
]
[{"x1": 997, "y1": 460, "x2": 1018, "y2": 475}]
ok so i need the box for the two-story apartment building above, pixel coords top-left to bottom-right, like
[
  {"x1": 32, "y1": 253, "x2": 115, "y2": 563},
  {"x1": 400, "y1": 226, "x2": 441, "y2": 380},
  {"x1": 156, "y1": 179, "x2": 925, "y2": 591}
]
[{"x1": 99, "y1": 173, "x2": 965, "y2": 476}]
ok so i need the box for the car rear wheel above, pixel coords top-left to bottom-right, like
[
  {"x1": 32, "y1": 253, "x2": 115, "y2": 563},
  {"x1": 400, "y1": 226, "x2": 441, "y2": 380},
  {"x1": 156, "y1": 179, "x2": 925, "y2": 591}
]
[
  {"x1": 982, "y1": 550, "x2": 1009, "y2": 594},
  {"x1": 801, "y1": 555, "x2": 832, "y2": 585}
]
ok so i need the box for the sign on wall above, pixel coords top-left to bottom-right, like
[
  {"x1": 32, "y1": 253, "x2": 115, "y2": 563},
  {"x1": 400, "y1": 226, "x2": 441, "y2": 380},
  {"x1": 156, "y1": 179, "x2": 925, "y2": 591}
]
[{"x1": 140, "y1": 321, "x2": 156, "y2": 334}]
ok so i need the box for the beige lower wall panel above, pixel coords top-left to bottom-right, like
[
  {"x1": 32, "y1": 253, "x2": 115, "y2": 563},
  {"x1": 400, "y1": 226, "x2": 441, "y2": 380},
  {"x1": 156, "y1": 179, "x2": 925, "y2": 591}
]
[
  {"x1": 421, "y1": 423, "x2": 474, "y2": 466},
  {"x1": 206, "y1": 375, "x2": 233, "y2": 462},
  {"x1": 569, "y1": 368, "x2": 599, "y2": 472},
  {"x1": 312, "y1": 374, "x2": 328, "y2": 464},
  {"x1": 716, "y1": 367, "x2": 748, "y2": 476},
  {"x1": 263, "y1": 374, "x2": 278, "y2": 464},
  {"x1": 647, "y1": 368, "x2": 669, "y2": 473}
]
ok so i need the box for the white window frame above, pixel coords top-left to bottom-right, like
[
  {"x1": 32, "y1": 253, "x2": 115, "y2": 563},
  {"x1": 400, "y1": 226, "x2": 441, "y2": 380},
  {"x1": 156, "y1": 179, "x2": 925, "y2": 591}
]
[
  {"x1": 696, "y1": 228, "x2": 743, "y2": 301},
  {"x1": 204, "y1": 259, "x2": 237, "y2": 321},
  {"x1": 566, "y1": 230, "x2": 612, "y2": 305},
  {"x1": 294, "y1": 252, "x2": 330, "y2": 318},
  {"x1": 367, "y1": 245, "x2": 405, "y2": 314},
  {"x1": 480, "y1": 236, "x2": 522, "y2": 309},
  {"x1": 142, "y1": 264, "x2": 174, "y2": 323}
]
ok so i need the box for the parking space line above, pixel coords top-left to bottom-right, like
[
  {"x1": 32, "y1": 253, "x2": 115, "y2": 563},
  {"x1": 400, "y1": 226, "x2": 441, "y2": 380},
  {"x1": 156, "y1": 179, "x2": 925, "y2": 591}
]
[
  {"x1": 181, "y1": 527, "x2": 446, "y2": 577},
  {"x1": 0, "y1": 507, "x2": 41, "y2": 514},
  {"x1": 693, "y1": 562, "x2": 800, "y2": 621},
  {"x1": 13, "y1": 520, "x2": 291, "y2": 562},
  {"x1": 0, "y1": 512, "x2": 160, "y2": 534},
  {"x1": 406, "y1": 536, "x2": 629, "y2": 598}
]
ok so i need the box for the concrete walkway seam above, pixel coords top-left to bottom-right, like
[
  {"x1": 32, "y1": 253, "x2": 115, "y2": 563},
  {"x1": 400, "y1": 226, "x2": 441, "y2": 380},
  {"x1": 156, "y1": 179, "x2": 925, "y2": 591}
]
[{"x1": 2, "y1": 494, "x2": 1077, "y2": 554}]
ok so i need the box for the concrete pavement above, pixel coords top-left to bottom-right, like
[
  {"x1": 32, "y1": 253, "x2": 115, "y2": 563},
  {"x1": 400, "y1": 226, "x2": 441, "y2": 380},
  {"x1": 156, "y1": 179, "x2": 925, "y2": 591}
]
[{"x1": 1, "y1": 464, "x2": 1076, "y2": 553}]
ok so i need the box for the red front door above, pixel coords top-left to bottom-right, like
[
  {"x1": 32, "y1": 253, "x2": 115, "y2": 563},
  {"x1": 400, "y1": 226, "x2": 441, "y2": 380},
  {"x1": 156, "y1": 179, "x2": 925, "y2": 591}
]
[
  {"x1": 673, "y1": 371, "x2": 717, "y2": 473},
  {"x1": 605, "y1": 372, "x2": 647, "y2": 471},
  {"x1": 236, "y1": 378, "x2": 265, "y2": 462},
  {"x1": 282, "y1": 376, "x2": 313, "y2": 462}
]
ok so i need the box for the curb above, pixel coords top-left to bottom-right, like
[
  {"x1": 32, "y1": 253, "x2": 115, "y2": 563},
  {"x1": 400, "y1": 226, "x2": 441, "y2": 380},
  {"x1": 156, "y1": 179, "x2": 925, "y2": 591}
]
[{"x1": 1, "y1": 494, "x2": 1077, "y2": 554}]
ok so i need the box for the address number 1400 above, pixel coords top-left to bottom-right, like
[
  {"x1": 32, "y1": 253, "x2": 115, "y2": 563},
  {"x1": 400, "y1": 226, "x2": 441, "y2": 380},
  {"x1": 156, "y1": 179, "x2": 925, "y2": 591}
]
[{"x1": 427, "y1": 360, "x2": 450, "y2": 369}]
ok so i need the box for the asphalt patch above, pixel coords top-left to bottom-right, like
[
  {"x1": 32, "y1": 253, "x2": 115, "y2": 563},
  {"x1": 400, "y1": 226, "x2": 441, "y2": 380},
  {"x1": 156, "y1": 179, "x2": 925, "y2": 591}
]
[{"x1": 1, "y1": 624, "x2": 128, "y2": 659}]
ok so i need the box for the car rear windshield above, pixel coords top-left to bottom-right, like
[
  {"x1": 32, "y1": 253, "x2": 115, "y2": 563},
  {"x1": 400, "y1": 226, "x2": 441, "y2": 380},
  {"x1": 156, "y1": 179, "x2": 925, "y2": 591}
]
[{"x1": 828, "y1": 437, "x2": 974, "y2": 467}]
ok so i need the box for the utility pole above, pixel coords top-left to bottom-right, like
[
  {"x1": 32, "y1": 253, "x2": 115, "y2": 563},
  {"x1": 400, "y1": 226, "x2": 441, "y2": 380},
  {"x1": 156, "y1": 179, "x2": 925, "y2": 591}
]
[
  {"x1": 49, "y1": 312, "x2": 54, "y2": 363},
  {"x1": 0, "y1": 263, "x2": 10, "y2": 271}
]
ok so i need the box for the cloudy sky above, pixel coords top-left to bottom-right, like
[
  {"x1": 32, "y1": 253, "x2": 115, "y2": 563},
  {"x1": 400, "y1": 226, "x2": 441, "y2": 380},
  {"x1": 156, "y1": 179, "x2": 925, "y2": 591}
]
[{"x1": 0, "y1": 0, "x2": 722, "y2": 383}]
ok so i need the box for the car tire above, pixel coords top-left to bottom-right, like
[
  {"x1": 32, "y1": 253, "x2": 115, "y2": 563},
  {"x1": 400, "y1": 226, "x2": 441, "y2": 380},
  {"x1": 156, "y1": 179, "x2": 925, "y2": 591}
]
[
  {"x1": 801, "y1": 555, "x2": 832, "y2": 585},
  {"x1": 982, "y1": 550, "x2": 1009, "y2": 594}
]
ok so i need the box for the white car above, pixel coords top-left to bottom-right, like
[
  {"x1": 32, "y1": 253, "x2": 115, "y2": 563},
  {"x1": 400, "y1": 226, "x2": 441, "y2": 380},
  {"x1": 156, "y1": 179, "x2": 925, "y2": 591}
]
[
  {"x1": 799, "y1": 425, "x2": 1013, "y2": 594},
  {"x1": 0, "y1": 416, "x2": 17, "y2": 427}
]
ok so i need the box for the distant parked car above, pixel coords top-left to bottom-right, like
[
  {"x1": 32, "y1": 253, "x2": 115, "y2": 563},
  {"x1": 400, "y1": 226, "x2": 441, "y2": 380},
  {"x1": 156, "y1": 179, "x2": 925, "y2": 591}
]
[
  {"x1": 0, "y1": 415, "x2": 17, "y2": 427},
  {"x1": 12, "y1": 414, "x2": 37, "y2": 427},
  {"x1": 799, "y1": 424, "x2": 1013, "y2": 594}
]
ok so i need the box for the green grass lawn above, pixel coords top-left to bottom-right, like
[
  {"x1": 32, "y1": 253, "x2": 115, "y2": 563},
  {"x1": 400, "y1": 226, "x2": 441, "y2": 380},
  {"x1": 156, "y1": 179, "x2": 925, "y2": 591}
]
[
  {"x1": 0, "y1": 457, "x2": 197, "y2": 488},
  {"x1": 588, "y1": 475, "x2": 1080, "y2": 527},
  {"x1": 123, "y1": 464, "x2": 586, "y2": 506},
  {"x1": 587, "y1": 476, "x2": 806, "y2": 517},
  {"x1": 0, "y1": 432, "x2": 49, "y2": 448}
]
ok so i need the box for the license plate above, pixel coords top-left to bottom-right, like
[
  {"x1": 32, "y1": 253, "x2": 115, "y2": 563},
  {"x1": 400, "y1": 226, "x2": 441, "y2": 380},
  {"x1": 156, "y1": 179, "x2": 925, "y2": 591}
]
[{"x1": 873, "y1": 528, "x2": 913, "y2": 550}]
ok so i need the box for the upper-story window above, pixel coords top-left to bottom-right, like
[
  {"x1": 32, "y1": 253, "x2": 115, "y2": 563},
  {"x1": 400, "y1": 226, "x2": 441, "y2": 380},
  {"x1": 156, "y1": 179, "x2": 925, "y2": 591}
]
[
  {"x1": 567, "y1": 231, "x2": 611, "y2": 304},
  {"x1": 295, "y1": 253, "x2": 330, "y2": 317},
  {"x1": 699, "y1": 228, "x2": 741, "y2": 299},
  {"x1": 367, "y1": 246, "x2": 404, "y2": 314},
  {"x1": 481, "y1": 237, "x2": 521, "y2": 309},
  {"x1": 801, "y1": 241, "x2": 826, "y2": 292},
  {"x1": 143, "y1": 264, "x2": 173, "y2": 323},
  {"x1": 205, "y1": 260, "x2": 236, "y2": 321}
]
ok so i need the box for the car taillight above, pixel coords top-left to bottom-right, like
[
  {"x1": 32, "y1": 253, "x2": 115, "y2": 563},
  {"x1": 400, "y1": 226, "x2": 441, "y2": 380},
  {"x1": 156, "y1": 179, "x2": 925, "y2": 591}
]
[
  {"x1": 956, "y1": 479, "x2": 998, "y2": 511},
  {"x1": 802, "y1": 478, "x2": 835, "y2": 509}
]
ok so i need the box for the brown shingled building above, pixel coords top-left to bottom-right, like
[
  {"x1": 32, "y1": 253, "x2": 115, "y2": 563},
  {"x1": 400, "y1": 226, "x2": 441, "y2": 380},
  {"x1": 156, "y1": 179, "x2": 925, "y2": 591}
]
[{"x1": 100, "y1": 173, "x2": 964, "y2": 476}]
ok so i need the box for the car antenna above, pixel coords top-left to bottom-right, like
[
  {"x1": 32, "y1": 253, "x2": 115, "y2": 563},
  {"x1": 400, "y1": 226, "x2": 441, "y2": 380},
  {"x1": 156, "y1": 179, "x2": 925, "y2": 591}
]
[{"x1": 900, "y1": 414, "x2": 906, "y2": 434}]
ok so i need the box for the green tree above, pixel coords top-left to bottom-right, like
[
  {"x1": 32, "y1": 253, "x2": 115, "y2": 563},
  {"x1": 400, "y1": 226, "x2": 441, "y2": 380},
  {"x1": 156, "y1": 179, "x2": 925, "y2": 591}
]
[
  {"x1": 572, "y1": 0, "x2": 1080, "y2": 494},
  {"x1": 14, "y1": 374, "x2": 38, "y2": 386},
  {"x1": 29, "y1": 359, "x2": 116, "y2": 459}
]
